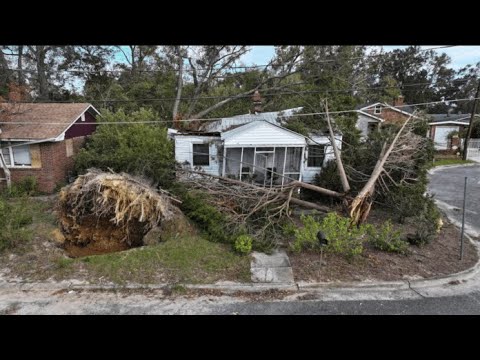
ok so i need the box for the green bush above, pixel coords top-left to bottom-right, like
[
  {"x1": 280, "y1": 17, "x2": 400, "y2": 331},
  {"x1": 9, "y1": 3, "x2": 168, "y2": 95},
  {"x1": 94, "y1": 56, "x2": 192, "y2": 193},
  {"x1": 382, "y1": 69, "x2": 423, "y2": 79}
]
[
  {"x1": 74, "y1": 108, "x2": 174, "y2": 188},
  {"x1": 290, "y1": 214, "x2": 322, "y2": 253},
  {"x1": 179, "y1": 190, "x2": 234, "y2": 244},
  {"x1": 3, "y1": 176, "x2": 38, "y2": 197},
  {"x1": 234, "y1": 235, "x2": 253, "y2": 255},
  {"x1": 0, "y1": 197, "x2": 33, "y2": 252},
  {"x1": 408, "y1": 197, "x2": 441, "y2": 246},
  {"x1": 291, "y1": 212, "x2": 366, "y2": 259},
  {"x1": 366, "y1": 220, "x2": 408, "y2": 254}
]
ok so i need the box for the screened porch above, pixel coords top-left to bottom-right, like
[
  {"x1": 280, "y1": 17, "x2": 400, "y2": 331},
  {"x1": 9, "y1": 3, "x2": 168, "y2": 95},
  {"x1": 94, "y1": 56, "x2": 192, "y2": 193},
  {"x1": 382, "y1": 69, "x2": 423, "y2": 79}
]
[{"x1": 222, "y1": 146, "x2": 304, "y2": 187}]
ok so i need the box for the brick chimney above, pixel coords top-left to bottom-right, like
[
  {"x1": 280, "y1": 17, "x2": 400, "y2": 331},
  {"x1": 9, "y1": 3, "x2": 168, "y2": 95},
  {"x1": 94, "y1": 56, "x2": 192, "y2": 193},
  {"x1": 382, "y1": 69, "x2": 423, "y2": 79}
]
[
  {"x1": 252, "y1": 90, "x2": 262, "y2": 114},
  {"x1": 393, "y1": 95, "x2": 404, "y2": 107}
]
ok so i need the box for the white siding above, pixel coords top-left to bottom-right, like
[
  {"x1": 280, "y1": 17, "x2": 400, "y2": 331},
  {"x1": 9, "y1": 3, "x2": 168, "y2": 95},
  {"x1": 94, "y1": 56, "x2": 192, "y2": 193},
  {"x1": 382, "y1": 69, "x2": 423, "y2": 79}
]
[
  {"x1": 302, "y1": 135, "x2": 342, "y2": 183},
  {"x1": 222, "y1": 121, "x2": 306, "y2": 146},
  {"x1": 357, "y1": 114, "x2": 380, "y2": 138},
  {"x1": 174, "y1": 135, "x2": 222, "y2": 176},
  {"x1": 433, "y1": 125, "x2": 458, "y2": 150}
]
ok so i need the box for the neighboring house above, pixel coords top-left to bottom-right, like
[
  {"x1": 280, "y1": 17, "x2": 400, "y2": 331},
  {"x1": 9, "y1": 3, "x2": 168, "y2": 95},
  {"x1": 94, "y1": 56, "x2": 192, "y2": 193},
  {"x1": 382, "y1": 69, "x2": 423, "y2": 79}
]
[
  {"x1": 170, "y1": 106, "x2": 342, "y2": 186},
  {"x1": 355, "y1": 95, "x2": 420, "y2": 138},
  {"x1": 427, "y1": 113, "x2": 480, "y2": 150},
  {"x1": 0, "y1": 103, "x2": 99, "y2": 193}
]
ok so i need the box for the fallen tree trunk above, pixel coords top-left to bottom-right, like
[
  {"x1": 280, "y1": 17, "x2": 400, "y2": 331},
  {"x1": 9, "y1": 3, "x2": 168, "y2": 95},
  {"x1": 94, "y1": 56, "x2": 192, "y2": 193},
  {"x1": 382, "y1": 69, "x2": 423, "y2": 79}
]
[
  {"x1": 180, "y1": 169, "x2": 333, "y2": 212},
  {"x1": 325, "y1": 99, "x2": 350, "y2": 193},
  {"x1": 349, "y1": 113, "x2": 415, "y2": 225}
]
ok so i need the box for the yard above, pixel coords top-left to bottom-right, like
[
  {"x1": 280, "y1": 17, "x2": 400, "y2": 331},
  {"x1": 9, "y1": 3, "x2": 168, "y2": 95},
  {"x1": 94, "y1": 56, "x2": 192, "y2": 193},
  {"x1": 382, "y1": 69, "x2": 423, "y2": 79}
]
[
  {"x1": 0, "y1": 196, "x2": 251, "y2": 285},
  {"x1": 0, "y1": 194, "x2": 477, "y2": 287}
]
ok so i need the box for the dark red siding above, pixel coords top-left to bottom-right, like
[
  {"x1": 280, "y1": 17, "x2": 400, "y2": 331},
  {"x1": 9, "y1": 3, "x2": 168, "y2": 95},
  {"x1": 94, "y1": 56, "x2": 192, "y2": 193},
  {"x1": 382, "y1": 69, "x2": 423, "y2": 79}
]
[{"x1": 65, "y1": 110, "x2": 97, "y2": 139}]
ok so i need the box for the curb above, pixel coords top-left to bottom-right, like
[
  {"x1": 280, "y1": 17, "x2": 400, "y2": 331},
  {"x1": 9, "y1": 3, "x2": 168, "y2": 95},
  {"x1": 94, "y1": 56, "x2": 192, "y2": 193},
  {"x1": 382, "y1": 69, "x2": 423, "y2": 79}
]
[{"x1": 427, "y1": 162, "x2": 478, "y2": 175}]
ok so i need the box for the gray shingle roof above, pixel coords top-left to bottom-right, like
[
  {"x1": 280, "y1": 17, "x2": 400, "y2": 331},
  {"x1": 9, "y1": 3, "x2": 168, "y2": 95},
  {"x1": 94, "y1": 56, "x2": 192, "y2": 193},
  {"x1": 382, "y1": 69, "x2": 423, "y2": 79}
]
[
  {"x1": 428, "y1": 113, "x2": 477, "y2": 123},
  {"x1": 200, "y1": 107, "x2": 303, "y2": 132}
]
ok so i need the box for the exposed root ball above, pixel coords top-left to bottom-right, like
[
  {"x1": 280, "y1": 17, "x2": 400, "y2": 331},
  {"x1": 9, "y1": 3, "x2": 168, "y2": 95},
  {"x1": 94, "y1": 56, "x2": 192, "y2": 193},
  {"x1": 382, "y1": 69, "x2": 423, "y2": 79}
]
[{"x1": 58, "y1": 169, "x2": 174, "y2": 256}]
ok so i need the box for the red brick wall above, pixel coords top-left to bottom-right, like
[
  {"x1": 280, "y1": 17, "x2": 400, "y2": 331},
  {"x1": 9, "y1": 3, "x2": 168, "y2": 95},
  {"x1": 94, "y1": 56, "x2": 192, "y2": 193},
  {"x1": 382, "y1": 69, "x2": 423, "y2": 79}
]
[
  {"x1": 364, "y1": 107, "x2": 410, "y2": 125},
  {"x1": 2, "y1": 137, "x2": 87, "y2": 193}
]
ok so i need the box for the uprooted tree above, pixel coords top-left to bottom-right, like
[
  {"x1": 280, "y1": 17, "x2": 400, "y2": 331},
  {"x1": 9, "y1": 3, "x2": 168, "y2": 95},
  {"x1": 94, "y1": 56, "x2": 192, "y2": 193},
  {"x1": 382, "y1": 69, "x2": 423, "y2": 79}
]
[{"x1": 57, "y1": 169, "x2": 177, "y2": 257}]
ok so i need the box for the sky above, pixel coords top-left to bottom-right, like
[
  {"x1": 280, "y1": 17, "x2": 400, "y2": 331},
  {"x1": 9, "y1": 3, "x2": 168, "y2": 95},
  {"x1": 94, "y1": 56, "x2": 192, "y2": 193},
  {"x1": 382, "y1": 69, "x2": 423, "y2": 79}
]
[{"x1": 243, "y1": 46, "x2": 480, "y2": 70}]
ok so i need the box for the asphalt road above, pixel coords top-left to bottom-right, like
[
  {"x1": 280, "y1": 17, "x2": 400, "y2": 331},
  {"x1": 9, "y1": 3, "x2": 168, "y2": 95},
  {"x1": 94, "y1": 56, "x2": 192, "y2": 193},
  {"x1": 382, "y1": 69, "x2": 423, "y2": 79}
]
[
  {"x1": 428, "y1": 164, "x2": 480, "y2": 237},
  {"x1": 2, "y1": 289, "x2": 480, "y2": 314},
  {"x1": 209, "y1": 292, "x2": 480, "y2": 315}
]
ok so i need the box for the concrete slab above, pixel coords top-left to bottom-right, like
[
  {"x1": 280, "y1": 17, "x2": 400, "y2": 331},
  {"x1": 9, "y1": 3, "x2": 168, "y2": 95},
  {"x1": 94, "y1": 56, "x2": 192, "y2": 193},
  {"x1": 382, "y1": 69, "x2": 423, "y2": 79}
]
[
  {"x1": 251, "y1": 250, "x2": 291, "y2": 268},
  {"x1": 250, "y1": 250, "x2": 295, "y2": 283},
  {"x1": 251, "y1": 267, "x2": 295, "y2": 283}
]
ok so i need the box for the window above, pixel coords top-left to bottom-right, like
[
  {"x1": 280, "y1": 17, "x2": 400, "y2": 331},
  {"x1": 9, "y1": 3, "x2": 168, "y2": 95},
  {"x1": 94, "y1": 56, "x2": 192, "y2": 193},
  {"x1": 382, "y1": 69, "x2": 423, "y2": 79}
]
[
  {"x1": 12, "y1": 145, "x2": 31, "y2": 166},
  {"x1": 192, "y1": 144, "x2": 209, "y2": 166},
  {"x1": 367, "y1": 122, "x2": 378, "y2": 134},
  {"x1": 0, "y1": 143, "x2": 31, "y2": 167},
  {"x1": 374, "y1": 105, "x2": 382, "y2": 114},
  {"x1": 307, "y1": 145, "x2": 325, "y2": 167}
]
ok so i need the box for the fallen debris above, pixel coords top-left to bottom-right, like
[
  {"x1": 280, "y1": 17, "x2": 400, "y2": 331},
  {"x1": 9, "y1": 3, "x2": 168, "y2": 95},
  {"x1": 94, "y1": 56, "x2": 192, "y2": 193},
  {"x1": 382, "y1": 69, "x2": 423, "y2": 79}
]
[{"x1": 57, "y1": 169, "x2": 175, "y2": 257}]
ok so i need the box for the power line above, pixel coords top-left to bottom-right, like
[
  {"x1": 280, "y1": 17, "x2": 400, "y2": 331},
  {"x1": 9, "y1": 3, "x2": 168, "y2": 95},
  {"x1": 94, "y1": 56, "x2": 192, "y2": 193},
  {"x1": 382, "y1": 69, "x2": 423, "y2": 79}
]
[
  {"x1": 1, "y1": 96, "x2": 478, "y2": 126},
  {"x1": 1, "y1": 79, "x2": 472, "y2": 104}
]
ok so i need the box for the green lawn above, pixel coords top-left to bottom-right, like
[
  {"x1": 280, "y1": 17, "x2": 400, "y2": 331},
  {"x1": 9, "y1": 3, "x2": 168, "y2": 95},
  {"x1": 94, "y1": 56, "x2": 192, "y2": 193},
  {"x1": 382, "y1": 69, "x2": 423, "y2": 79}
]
[{"x1": 71, "y1": 235, "x2": 252, "y2": 285}]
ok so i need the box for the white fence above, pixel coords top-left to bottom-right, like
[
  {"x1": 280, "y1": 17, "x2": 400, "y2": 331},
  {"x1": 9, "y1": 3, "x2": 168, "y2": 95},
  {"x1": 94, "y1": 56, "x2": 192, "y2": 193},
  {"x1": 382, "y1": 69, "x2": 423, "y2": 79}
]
[{"x1": 467, "y1": 139, "x2": 480, "y2": 162}]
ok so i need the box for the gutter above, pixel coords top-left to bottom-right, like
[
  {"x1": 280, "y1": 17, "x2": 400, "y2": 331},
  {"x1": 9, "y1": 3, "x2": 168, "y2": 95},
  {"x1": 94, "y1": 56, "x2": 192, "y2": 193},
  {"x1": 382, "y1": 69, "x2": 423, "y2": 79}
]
[{"x1": 0, "y1": 137, "x2": 57, "y2": 149}]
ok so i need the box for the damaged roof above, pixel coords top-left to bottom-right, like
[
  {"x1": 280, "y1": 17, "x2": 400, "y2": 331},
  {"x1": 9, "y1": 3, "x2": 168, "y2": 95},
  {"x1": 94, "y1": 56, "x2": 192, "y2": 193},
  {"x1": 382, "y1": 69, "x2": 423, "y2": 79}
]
[{"x1": 200, "y1": 107, "x2": 303, "y2": 133}]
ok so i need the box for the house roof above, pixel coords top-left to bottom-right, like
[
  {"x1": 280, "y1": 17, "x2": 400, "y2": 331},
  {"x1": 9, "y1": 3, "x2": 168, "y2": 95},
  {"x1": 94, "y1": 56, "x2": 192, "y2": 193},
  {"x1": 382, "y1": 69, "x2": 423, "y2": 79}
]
[
  {"x1": 428, "y1": 113, "x2": 479, "y2": 124},
  {"x1": 357, "y1": 102, "x2": 415, "y2": 115},
  {"x1": 221, "y1": 120, "x2": 307, "y2": 146},
  {"x1": 200, "y1": 107, "x2": 303, "y2": 132},
  {"x1": 0, "y1": 103, "x2": 98, "y2": 140}
]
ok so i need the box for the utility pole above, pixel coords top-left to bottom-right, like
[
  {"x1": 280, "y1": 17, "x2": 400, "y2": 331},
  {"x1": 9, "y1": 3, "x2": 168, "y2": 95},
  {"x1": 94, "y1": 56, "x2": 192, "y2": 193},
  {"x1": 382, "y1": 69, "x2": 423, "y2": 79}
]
[{"x1": 463, "y1": 80, "x2": 480, "y2": 161}]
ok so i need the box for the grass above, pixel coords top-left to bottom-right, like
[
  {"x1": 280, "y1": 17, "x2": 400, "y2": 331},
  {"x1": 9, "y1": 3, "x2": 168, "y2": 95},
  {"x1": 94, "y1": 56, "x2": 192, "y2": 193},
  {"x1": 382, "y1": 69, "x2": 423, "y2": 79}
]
[
  {"x1": 64, "y1": 235, "x2": 251, "y2": 285},
  {"x1": 0, "y1": 196, "x2": 251, "y2": 285},
  {"x1": 428, "y1": 159, "x2": 475, "y2": 168}
]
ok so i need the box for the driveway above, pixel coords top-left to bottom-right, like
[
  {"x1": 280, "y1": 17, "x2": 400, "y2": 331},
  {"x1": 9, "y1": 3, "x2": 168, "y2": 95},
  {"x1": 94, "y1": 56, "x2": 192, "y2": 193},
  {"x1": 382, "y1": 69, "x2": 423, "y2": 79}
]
[{"x1": 428, "y1": 164, "x2": 480, "y2": 238}]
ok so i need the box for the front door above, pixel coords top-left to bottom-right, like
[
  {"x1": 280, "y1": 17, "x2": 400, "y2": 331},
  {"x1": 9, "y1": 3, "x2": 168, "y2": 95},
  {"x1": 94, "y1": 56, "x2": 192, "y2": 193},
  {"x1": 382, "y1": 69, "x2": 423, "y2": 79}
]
[{"x1": 254, "y1": 148, "x2": 275, "y2": 186}]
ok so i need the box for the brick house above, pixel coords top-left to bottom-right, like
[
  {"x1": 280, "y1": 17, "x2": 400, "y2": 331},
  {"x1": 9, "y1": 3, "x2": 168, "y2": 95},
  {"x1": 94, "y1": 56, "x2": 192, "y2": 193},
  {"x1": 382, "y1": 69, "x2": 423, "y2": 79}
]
[
  {"x1": 0, "y1": 103, "x2": 99, "y2": 193},
  {"x1": 355, "y1": 95, "x2": 421, "y2": 138}
]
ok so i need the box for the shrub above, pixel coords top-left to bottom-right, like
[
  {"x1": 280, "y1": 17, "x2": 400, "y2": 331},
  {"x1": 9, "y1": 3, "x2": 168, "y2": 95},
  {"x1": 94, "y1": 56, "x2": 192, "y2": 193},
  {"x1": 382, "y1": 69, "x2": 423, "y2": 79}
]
[
  {"x1": 366, "y1": 220, "x2": 408, "y2": 254},
  {"x1": 291, "y1": 212, "x2": 366, "y2": 259},
  {"x1": 179, "y1": 190, "x2": 234, "y2": 244},
  {"x1": 74, "y1": 108, "x2": 174, "y2": 188},
  {"x1": 0, "y1": 197, "x2": 33, "y2": 252},
  {"x1": 234, "y1": 235, "x2": 253, "y2": 255},
  {"x1": 3, "y1": 176, "x2": 38, "y2": 197},
  {"x1": 320, "y1": 212, "x2": 366, "y2": 259},
  {"x1": 407, "y1": 196, "x2": 441, "y2": 246},
  {"x1": 290, "y1": 214, "x2": 323, "y2": 253}
]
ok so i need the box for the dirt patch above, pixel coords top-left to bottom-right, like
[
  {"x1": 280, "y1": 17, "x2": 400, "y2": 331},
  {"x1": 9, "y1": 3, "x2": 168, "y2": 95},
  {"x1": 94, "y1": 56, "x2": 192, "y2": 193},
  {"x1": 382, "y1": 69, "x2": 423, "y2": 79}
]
[{"x1": 289, "y1": 214, "x2": 478, "y2": 283}]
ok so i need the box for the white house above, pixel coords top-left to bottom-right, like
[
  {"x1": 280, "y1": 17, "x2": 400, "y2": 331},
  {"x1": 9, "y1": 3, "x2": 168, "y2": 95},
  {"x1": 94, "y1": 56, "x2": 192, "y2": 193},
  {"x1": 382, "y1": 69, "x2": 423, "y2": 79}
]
[
  {"x1": 170, "y1": 108, "x2": 341, "y2": 187},
  {"x1": 427, "y1": 113, "x2": 479, "y2": 150}
]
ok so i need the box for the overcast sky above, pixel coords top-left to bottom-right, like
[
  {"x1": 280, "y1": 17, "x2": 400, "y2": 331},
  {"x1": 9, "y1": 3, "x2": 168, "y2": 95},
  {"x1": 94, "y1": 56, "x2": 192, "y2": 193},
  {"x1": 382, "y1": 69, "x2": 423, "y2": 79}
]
[{"x1": 242, "y1": 46, "x2": 480, "y2": 70}]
